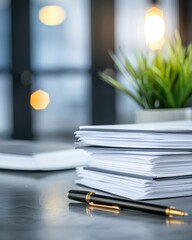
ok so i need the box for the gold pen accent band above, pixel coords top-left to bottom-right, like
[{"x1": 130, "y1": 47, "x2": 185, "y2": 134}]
[{"x1": 85, "y1": 192, "x2": 94, "y2": 203}]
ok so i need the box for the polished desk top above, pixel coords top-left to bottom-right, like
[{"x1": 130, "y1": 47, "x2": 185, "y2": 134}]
[{"x1": 0, "y1": 169, "x2": 192, "y2": 240}]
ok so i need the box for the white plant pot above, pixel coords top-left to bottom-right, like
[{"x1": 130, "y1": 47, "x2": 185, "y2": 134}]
[{"x1": 135, "y1": 108, "x2": 192, "y2": 123}]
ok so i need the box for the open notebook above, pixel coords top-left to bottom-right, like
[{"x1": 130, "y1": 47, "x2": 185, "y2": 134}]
[{"x1": 0, "y1": 140, "x2": 91, "y2": 171}]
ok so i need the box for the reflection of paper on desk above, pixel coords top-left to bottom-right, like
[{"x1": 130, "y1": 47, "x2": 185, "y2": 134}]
[{"x1": 0, "y1": 140, "x2": 91, "y2": 171}]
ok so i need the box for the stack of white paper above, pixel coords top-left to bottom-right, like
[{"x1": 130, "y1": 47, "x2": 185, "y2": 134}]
[{"x1": 74, "y1": 120, "x2": 192, "y2": 200}]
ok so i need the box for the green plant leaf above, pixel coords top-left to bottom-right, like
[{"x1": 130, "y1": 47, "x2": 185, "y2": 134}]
[
  {"x1": 109, "y1": 51, "x2": 141, "y2": 94},
  {"x1": 99, "y1": 73, "x2": 146, "y2": 108}
]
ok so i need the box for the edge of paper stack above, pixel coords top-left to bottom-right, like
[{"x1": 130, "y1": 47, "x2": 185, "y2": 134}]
[{"x1": 74, "y1": 120, "x2": 192, "y2": 200}]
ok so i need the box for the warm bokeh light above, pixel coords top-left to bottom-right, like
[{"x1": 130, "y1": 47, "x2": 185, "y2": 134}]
[
  {"x1": 39, "y1": 5, "x2": 66, "y2": 26},
  {"x1": 30, "y1": 90, "x2": 50, "y2": 110},
  {"x1": 144, "y1": 6, "x2": 165, "y2": 50}
]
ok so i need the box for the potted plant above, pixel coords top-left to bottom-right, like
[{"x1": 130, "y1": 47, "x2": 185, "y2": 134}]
[{"x1": 99, "y1": 31, "x2": 192, "y2": 123}]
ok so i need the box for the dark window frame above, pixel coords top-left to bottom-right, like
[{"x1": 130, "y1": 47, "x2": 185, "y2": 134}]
[{"x1": 10, "y1": 0, "x2": 116, "y2": 140}]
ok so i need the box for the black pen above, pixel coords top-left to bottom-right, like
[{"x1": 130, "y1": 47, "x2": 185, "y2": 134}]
[{"x1": 67, "y1": 190, "x2": 189, "y2": 217}]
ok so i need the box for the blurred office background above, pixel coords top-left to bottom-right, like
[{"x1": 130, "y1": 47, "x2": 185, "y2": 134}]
[{"x1": 0, "y1": 0, "x2": 191, "y2": 142}]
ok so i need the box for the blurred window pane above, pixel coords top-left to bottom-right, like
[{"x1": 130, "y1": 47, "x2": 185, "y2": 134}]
[
  {"x1": 116, "y1": 74, "x2": 140, "y2": 124},
  {"x1": 0, "y1": 0, "x2": 10, "y2": 68},
  {"x1": 160, "y1": 0, "x2": 179, "y2": 36},
  {"x1": 32, "y1": 74, "x2": 91, "y2": 139},
  {"x1": 31, "y1": 0, "x2": 90, "y2": 70},
  {"x1": 0, "y1": 74, "x2": 12, "y2": 137},
  {"x1": 115, "y1": 0, "x2": 147, "y2": 53}
]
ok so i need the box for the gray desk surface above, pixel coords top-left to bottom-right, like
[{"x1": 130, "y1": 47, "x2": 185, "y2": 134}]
[{"x1": 0, "y1": 169, "x2": 192, "y2": 240}]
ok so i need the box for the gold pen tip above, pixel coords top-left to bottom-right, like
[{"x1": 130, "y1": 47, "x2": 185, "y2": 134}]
[{"x1": 166, "y1": 208, "x2": 189, "y2": 217}]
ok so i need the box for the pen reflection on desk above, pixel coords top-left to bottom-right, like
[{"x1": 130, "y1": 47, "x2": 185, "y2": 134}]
[
  {"x1": 68, "y1": 203, "x2": 187, "y2": 225},
  {"x1": 67, "y1": 190, "x2": 189, "y2": 217}
]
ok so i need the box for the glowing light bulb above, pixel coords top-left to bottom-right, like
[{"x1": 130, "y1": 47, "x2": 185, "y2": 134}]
[
  {"x1": 30, "y1": 90, "x2": 50, "y2": 110},
  {"x1": 144, "y1": 6, "x2": 165, "y2": 50},
  {"x1": 39, "y1": 5, "x2": 66, "y2": 26}
]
